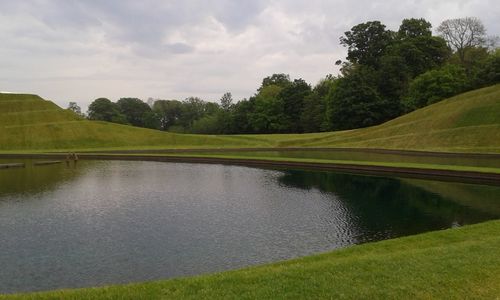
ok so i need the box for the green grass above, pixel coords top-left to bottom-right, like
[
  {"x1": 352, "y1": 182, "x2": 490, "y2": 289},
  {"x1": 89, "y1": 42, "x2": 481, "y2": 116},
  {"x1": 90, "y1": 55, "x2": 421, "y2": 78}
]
[
  {"x1": 2, "y1": 220, "x2": 499, "y2": 299},
  {"x1": 1, "y1": 84, "x2": 500, "y2": 153},
  {"x1": 1, "y1": 89, "x2": 500, "y2": 299},
  {"x1": 104, "y1": 152, "x2": 500, "y2": 174}
]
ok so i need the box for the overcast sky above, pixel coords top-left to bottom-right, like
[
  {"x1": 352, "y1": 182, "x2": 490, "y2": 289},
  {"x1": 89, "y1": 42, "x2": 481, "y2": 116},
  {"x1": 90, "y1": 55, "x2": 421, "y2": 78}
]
[{"x1": 0, "y1": 0, "x2": 498, "y2": 112}]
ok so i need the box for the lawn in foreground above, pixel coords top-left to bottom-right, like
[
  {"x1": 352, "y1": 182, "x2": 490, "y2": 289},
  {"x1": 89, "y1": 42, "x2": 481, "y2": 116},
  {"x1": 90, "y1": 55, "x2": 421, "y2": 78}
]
[{"x1": 3, "y1": 220, "x2": 499, "y2": 299}]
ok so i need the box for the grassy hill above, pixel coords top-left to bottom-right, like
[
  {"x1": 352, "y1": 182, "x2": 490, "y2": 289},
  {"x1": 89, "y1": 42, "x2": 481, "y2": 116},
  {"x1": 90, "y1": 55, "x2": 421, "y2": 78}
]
[
  {"x1": 1, "y1": 84, "x2": 499, "y2": 152},
  {"x1": 0, "y1": 94, "x2": 270, "y2": 151},
  {"x1": 273, "y1": 84, "x2": 500, "y2": 152}
]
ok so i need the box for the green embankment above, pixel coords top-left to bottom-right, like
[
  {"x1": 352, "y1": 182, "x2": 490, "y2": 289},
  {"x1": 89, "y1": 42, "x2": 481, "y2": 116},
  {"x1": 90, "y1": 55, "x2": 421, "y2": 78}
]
[
  {"x1": 1, "y1": 84, "x2": 500, "y2": 152},
  {"x1": 2, "y1": 220, "x2": 499, "y2": 299},
  {"x1": 271, "y1": 84, "x2": 500, "y2": 152},
  {"x1": 0, "y1": 94, "x2": 272, "y2": 151}
]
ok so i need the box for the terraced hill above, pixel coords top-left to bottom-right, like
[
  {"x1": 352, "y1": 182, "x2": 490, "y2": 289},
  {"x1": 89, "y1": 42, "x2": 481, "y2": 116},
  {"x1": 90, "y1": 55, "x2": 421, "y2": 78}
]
[
  {"x1": 0, "y1": 84, "x2": 499, "y2": 152},
  {"x1": 0, "y1": 94, "x2": 268, "y2": 151}
]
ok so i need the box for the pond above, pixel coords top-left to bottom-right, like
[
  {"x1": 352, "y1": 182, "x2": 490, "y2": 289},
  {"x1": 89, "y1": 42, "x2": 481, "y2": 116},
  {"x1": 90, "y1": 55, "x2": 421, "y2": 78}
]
[{"x1": 0, "y1": 159, "x2": 499, "y2": 294}]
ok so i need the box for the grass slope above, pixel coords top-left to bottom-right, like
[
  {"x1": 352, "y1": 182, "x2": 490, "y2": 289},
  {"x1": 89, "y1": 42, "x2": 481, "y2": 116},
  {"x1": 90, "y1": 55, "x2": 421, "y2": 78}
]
[
  {"x1": 274, "y1": 84, "x2": 500, "y2": 152},
  {"x1": 0, "y1": 94, "x2": 270, "y2": 151},
  {"x1": 1, "y1": 85, "x2": 500, "y2": 152},
  {"x1": 3, "y1": 220, "x2": 499, "y2": 299}
]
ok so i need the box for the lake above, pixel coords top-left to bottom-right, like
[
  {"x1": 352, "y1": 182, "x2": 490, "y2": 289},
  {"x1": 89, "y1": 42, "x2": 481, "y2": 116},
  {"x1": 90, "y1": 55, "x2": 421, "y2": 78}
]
[{"x1": 1, "y1": 159, "x2": 499, "y2": 294}]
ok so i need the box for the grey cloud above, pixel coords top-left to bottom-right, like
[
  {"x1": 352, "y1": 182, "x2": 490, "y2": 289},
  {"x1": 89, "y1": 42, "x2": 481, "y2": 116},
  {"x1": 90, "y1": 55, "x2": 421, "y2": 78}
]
[{"x1": 0, "y1": 0, "x2": 498, "y2": 111}]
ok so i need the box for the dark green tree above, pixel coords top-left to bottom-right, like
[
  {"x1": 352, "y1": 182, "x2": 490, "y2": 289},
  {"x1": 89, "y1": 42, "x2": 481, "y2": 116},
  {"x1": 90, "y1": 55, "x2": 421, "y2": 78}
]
[
  {"x1": 229, "y1": 99, "x2": 255, "y2": 134},
  {"x1": 398, "y1": 18, "x2": 432, "y2": 38},
  {"x1": 300, "y1": 76, "x2": 337, "y2": 132},
  {"x1": 340, "y1": 21, "x2": 393, "y2": 67},
  {"x1": 259, "y1": 73, "x2": 291, "y2": 91},
  {"x1": 473, "y1": 49, "x2": 500, "y2": 87},
  {"x1": 403, "y1": 64, "x2": 468, "y2": 110},
  {"x1": 153, "y1": 100, "x2": 183, "y2": 130},
  {"x1": 326, "y1": 67, "x2": 393, "y2": 130},
  {"x1": 279, "y1": 78, "x2": 312, "y2": 132},
  {"x1": 116, "y1": 98, "x2": 152, "y2": 127},
  {"x1": 249, "y1": 85, "x2": 287, "y2": 133},
  {"x1": 220, "y1": 92, "x2": 233, "y2": 111},
  {"x1": 178, "y1": 97, "x2": 208, "y2": 129},
  {"x1": 87, "y1": 98, "x2": 127, "y2": 124}
]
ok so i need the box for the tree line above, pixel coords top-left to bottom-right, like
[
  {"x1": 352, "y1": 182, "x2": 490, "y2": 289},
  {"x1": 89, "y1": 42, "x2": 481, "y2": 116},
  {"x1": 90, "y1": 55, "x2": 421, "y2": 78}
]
[{"x1": 77, "y1": 17, "x2": 499, "y2": 134}]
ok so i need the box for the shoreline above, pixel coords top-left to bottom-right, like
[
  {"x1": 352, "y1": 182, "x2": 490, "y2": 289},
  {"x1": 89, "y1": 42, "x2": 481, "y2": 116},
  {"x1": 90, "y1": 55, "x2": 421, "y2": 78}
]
[{"x1": 1, "y1": 151, "x2": 500, "y2": 186}]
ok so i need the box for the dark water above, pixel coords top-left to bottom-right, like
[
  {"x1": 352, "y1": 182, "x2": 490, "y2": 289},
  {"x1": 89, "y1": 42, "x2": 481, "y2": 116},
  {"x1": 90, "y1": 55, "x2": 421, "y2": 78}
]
[{"x1": 0, "y1": 159, "x2": 499, "y2": 294}]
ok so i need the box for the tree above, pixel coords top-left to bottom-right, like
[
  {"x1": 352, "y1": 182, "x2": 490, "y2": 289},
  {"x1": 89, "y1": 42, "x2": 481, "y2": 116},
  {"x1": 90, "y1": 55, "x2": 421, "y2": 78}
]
[
  {"x1": 325, "y1": 67, "x2": 393, "y2": 130},
  {"x1": 230, "y1": 99, "x2": 255, "y2": 134},
  {"x1": 437, "y1": 17, "x2": 487, "y2": 64},
  {"x1": 217, "y1": 92, "x2": 234, "y2": 134},
  {"x1": 301, "y1": 76, "x2": 337, "y2": 132},
  {"x1": 67, "y1": 102, "x2": 83, "y2": 117},
  {"x1": 116, "y1": 98, "x2": 152, "y2": 127},
  {"x1": 249, "y1": 85, "x2": 287, "y2": 133},
  {"x1": 191, "y1": 114, "x2": 220, "y2": 134},
  {"x1": 143, "y1": 111, "x2": 161, "y2": 130},
  {"x1": 220, "y1": 92, "x2": 233, "y2": 111},
  {"x1": 403, "y1": 64, "x2": 468, "y2": 111},
  {"x1": 473, "y1": 49, "x2": 500, "y2": 87},
  {"x1": 153, "y1": 100, "x2": 183, "y2": 130},
  {"x1": 259, "y1": 74, "x2": 291, "y2": 91},
  {"x1": 279, "y1": 78, "x2": 311, "y2": 132},
  {"x1": 340, "y1": 21, "x2": 393, "y2": 67},
  {"x1": 398, "y1": 18, "x2": 432, "y2": 38},
  {"x1": 87, "y1": 98, "x2": 127, "y2": 124}
]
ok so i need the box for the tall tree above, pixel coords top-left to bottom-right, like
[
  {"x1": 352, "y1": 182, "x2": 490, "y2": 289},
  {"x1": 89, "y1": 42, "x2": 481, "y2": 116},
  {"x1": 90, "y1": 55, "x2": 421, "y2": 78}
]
[
  {"x1": 220, "y1": 92, "x2": 233, "y2": 111},
  {"x1": 326, "y1": 67, "x2": 393, "y2": 130},
  {"x1": 259, "y1": 74, "x2": 291, "y2": 91},
  {"x1": 437, "y1": 17, "x2": 487, "y2": 64},
  {"x1": 279, "y1": 78, "x2": 312, "y2": 132},
  {"x1": 87, "y1": 98, "x2": 126, "y2": 124},
  {"x1": 340, "y1": 21, "x2": 393, "y2": 67},
  {"x1": 249, "y1": 85, "x2": 287, "y2": 133},
  {"x1": 398, "y1": 18, "x2": 432, "y2": 38},
  {"x1": 153, "y1": 100, "x2": 183, "y2": 130},
  {"x1": 116, "y1": 98, "x2": 152, "y2": 127},
  {"x1": 301, "y1": 76, "x2": 337, "y2": 132}
]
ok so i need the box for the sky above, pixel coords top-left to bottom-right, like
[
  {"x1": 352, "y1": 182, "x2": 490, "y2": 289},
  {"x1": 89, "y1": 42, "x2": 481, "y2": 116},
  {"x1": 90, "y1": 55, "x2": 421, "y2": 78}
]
[{"x1": 0, "y1": 0, "x2": 498, "y2": 112}]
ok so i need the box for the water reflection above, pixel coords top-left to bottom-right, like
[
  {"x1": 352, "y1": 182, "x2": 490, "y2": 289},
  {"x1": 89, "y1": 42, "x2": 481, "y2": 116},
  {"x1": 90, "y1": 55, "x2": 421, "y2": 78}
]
[
  {"x1": 0, "y1": 160, "x2": 499, "y2": 294},
  {"x1": 0, "y1": 159, "x2": 88, "y2": 197},
  {"x1": 278, "y1": 170, "x2": 498, "y2": 242}
]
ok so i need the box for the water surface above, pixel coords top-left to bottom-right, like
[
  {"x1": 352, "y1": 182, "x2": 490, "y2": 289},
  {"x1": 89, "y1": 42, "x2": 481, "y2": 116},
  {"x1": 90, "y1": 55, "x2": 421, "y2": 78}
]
[{"x1": 0, "y1": 159, "x2": 499, "y2": 294}]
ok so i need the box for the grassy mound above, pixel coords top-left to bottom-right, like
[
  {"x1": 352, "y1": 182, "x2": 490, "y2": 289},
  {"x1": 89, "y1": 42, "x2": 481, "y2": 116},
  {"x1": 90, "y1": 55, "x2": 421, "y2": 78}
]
[
  {"x1": 276, "y1": 84, "x2": 500, "y2": 152},
  {"x1": 1, "y1": 84, "x2": 499, "y2": 152},
  {"x1": 3, "y1": 220, "x2": 499, "y2": 299},
  {"x1": 0, "y1": 94, "x2": 270, "y2": 151}
]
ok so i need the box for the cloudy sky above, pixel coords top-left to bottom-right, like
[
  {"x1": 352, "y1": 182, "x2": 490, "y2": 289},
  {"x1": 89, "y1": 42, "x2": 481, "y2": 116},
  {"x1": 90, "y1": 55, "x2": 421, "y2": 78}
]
[{"x1": 0, "y1": 0, "x2": 498, "y2": 112}]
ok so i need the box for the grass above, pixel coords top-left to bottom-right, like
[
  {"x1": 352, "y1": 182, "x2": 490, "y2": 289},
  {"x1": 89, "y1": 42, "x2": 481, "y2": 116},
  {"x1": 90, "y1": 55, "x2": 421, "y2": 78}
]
[
  {"x1": 1, "y1": 84, "x2": 500, "y2": 153},
  {"x1": 94, "y1": 152, "x2": 500, "y2": 174},
  {"x1": 1, "y1": 88, "x2": 500, "y2": 298},
  {"x1": 2, "y1": 220, "x2": 499, "y2": 299}
]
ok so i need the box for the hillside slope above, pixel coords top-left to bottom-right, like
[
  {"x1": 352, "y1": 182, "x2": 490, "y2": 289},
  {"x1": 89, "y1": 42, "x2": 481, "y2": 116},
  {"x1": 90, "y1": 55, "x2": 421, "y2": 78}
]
[
  {"x1": 279, "y1": 84, "x2": 500, "y2": 152},
  {"x1": 0, "y1": 85, "x2": 499, "y2": 152},
  {"x1": 0, "y1": 94, "x2": 270, "y2": 151}
]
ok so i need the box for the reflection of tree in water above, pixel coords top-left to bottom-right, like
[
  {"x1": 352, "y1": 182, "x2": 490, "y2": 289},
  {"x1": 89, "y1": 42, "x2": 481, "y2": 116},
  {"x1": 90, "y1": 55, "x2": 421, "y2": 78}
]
[
  {"x1": 278, "y1": 170, "x2": 497, "y2": 242},
  {"x1": 0, "y1": 160, "x2": 89, "y2": 197}
]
